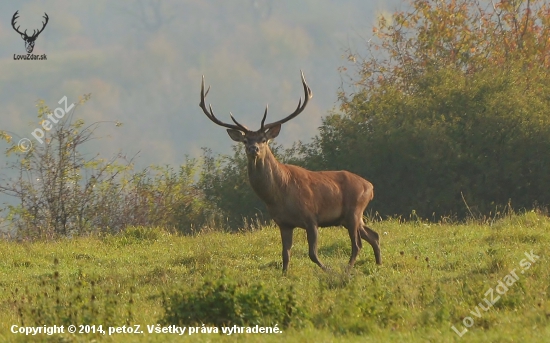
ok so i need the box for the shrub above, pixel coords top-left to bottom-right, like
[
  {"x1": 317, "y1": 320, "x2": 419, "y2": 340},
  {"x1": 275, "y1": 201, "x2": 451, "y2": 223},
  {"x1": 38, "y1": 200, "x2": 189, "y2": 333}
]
[
  {"x1": 160, "y1": 273, "x2": 306, "y2": 328},
  {"x1": 11, "y1": 259, "x2": 134, "y2": 329},
  {"x1": 0, "y1": 96, "x2": 219, "y2": 238}
]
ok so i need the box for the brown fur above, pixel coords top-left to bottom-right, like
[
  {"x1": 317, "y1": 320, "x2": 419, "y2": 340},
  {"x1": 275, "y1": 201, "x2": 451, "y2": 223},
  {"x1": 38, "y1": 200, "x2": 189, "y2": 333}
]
[
  {"x1": 199, "y1": 73, "x2": 381, "y2": 272},
  {"x1": 228, "y1": 128, "x2": 381, "y2": 272}
]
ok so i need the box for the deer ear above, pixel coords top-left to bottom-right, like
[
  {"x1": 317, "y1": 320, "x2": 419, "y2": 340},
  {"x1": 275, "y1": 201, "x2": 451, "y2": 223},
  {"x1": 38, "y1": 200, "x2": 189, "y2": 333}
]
[
  {"x1": 265, "y1": 124, "x2": 281, "y2": 140},
  {"x1": 227, "y1": 129, "x2": 245, "y2": 142}
]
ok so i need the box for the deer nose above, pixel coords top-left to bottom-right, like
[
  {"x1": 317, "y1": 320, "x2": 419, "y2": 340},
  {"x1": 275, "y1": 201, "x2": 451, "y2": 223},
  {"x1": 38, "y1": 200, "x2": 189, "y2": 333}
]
[{"x1": 247, "y1": 145, "x2": 260, "y2": 155}]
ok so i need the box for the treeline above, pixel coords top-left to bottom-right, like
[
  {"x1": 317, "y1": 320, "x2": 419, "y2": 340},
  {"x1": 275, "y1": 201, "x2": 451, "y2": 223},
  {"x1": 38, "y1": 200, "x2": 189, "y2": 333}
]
[
  {"x1": 319, "y1": 0, "x2": 550, "y2": 219},
  {"x1": 2, "y1": 0, "x2": 550, "y2": 238}
]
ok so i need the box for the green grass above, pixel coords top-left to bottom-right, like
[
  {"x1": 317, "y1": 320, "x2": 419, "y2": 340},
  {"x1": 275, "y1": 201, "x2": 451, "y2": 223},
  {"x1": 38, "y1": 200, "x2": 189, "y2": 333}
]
[{"x1": 0, "y1": 211, "x2": 549, "y2": 342}]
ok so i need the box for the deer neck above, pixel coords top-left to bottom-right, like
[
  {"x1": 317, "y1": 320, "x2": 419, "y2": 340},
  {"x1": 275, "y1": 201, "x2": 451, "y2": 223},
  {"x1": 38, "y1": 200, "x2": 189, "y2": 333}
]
[{"x1": 246, "y1": 147, "x2": 288, "y2": 205}]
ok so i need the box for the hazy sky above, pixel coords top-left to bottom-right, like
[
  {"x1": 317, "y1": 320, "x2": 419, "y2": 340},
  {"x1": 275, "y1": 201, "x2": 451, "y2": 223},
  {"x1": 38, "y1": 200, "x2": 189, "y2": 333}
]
[{"x1": 1, "y1": 0, "x2": 402, "y2": 169}]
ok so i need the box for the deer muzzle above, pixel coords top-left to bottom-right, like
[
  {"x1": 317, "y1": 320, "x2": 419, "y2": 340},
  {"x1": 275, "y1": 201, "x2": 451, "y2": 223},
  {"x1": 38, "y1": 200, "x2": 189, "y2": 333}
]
[{"x1": 246, "y1": 145, "x2": 260, "y2": 156}]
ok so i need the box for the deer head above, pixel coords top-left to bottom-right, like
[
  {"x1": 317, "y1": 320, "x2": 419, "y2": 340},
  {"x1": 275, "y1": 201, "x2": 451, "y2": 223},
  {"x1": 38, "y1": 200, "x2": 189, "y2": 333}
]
[
  {"x1": 199, "y1": 71, "x2": 312, "y2": 160},
  {"x1": 12, "y1": 11, "x2": 49, "y2": 54}
]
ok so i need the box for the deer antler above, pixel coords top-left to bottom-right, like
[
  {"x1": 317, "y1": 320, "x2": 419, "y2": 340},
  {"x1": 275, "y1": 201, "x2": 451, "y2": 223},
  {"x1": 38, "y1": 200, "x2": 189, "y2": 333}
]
[
  {"x1": 199, "y1": 76, "x2": 249, "y2": 132},
  {"x1": 261, "y1": 70, "x2": 312, "y2": 130},
  {"x1": 30, "y1": 13, "x2": 49, "y2": 38},
  {"x1": 11, "y1": 11, "x2": 49, "y2": 39},
  {"x1": 11, "y1": 11, "x2": 24, "y2": 36}
]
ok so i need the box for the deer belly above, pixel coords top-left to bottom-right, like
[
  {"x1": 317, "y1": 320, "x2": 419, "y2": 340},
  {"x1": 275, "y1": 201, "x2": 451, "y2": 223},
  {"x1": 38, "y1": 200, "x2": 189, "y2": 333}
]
[
  {"x1": 268, "y1": 196, "x2": 343, "y2": 228},
  {"x1": 317, "y1": 205, "x2": 344, "y2": 227}
]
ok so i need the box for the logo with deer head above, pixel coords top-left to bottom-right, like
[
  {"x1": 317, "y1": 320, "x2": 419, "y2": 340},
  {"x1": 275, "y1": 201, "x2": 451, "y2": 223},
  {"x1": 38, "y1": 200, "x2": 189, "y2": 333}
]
[{"x1": 11, "y1": 10, "x2": 49, "y2": 54}]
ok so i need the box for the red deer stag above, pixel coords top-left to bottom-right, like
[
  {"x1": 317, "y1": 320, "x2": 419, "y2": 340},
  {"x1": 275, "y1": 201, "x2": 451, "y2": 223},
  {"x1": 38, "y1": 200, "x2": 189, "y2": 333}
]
[{"x1": 198, "y1": 71, "x2": 381, "y2": 272}]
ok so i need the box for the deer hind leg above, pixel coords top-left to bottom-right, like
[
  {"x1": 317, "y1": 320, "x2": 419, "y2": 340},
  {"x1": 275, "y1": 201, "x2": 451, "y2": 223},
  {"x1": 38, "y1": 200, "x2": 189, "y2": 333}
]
[
  {"x1": 359, "y1": 225, "x2": 382, "y2": 265},
  {"x1": 305, "y1": 224, "x2": 327, "y2": 271},
  {"x1": 279, "y1": 226, "x2": 295, "y2": 274},
  {"x1": 344, "y1": 220, "x2": 362, "y2": 268}
]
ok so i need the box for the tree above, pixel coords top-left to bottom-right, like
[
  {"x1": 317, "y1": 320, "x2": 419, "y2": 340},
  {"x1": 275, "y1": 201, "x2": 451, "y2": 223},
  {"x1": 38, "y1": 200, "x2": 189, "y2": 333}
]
[
  {"x1": 0, "y1": 96, "x2": 214, "y2": 238},
  {"x1": 310, "y1": 0, "x2": 550, "y2": 219},
  {"x1": 341, "y1": 0, "x2": 550, "y2": 95}
]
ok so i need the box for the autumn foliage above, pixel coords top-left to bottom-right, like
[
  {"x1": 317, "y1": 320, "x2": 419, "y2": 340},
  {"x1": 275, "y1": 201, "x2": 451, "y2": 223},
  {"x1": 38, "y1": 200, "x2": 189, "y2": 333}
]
[
  {"x1": 346, "y1": 0, "x2": 550, "y2": 92},
  {"x1": 312, "y1": 0, "x2": 550, "y2": 219}
]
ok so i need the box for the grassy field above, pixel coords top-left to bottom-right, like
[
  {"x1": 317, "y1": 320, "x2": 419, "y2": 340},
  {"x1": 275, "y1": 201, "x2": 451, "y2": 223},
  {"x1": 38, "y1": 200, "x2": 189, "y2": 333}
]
[{"x1": 0, "y1": 211, "x2": 549, "y2": 342}]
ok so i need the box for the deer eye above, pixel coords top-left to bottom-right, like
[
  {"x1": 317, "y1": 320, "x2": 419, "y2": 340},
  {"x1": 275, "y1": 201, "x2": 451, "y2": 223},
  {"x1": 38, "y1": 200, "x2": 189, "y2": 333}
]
[
  {"x1": 243, "y1": 138, "x2": 249, "y2": 144},
  {"x1": 261, "y1": 138, "x2": 267, "y2": 143}
]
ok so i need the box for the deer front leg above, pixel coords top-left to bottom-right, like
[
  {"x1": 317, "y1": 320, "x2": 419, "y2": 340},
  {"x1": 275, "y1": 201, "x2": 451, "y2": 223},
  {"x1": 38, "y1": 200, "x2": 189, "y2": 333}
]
[{"x1": 279, "y1": 226, "x2": 294, "y2": 274}]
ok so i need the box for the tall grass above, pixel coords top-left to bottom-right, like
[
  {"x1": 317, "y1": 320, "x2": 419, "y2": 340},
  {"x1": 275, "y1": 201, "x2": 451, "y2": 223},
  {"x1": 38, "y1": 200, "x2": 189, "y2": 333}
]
[{"x1": 0, "y1": 212, "x2": 549, "y2": 342}]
